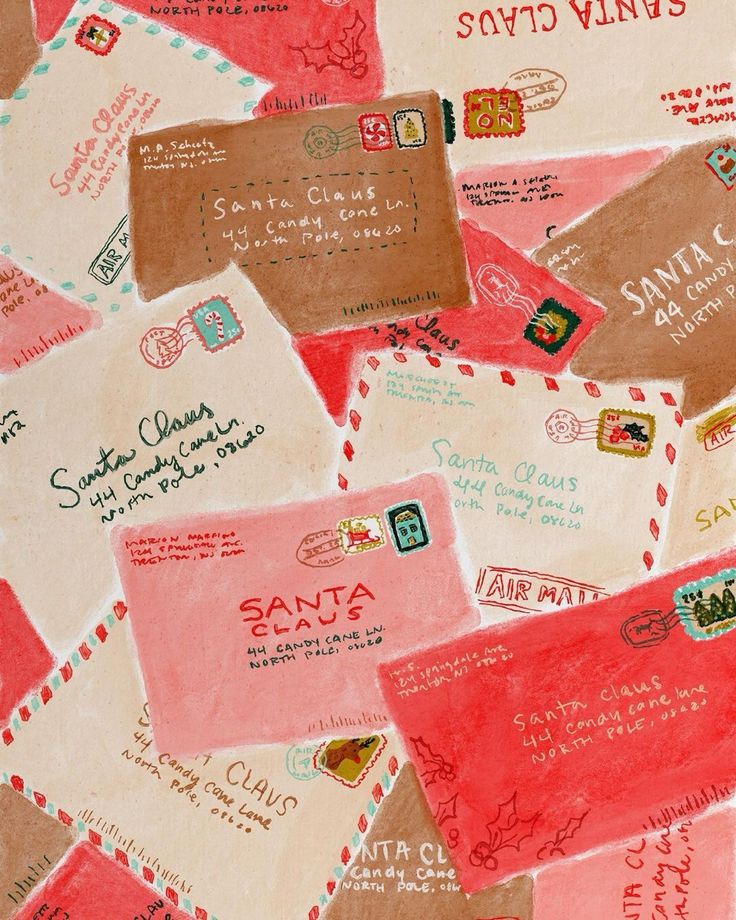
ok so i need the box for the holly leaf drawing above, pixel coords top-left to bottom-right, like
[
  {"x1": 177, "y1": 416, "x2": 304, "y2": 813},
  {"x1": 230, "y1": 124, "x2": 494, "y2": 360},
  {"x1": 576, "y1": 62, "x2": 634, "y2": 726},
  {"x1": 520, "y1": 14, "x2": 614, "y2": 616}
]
[
  {"x1": 409, "y1": 736, "x2": 456, "y2": 787},
  {"x1": 533, "y1": 137, "x2": 736, "y2": 418},
  {"x1": 434, "y1": 792, "x2": 459, "y2": 827},
  {"x1": 290, "y1": 12, "x2": 368, "y2": 79},
  {"x1": 536, "y1": 810, "x2": 591, "y2": 859},
  {"x1": 469, "y1": 792, "x2": 540, "y2": 871}
]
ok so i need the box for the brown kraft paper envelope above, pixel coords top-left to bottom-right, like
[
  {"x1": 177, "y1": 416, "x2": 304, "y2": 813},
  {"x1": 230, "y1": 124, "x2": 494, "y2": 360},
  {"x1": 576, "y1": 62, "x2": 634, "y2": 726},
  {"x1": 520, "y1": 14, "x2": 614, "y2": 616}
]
[
  {"x1": 128, "y1": 91, "x2": 470, "y2": 334},
  {"x1": 534, "y1": 137, "x2": 736, "y2": 418}
]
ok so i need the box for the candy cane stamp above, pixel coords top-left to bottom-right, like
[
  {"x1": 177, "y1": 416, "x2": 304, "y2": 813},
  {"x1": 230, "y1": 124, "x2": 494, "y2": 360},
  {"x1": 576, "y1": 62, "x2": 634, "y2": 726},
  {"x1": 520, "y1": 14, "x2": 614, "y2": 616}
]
[{"x1": 139, "y1": 295, "x2": 243, "y2": 369}]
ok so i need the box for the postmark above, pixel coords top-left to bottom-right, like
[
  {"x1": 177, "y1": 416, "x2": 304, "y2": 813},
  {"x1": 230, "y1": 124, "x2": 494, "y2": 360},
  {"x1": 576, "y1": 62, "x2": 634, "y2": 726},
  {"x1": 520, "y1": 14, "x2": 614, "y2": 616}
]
[
  {"x1": 674, "y1": 567, "x2": 736, "y2": 640},
  {"x1": 336, "y1": 514, "x2": 385, "y2": 554},
  {"x1": 695, "y1": 404, "x2": 736, "y2": 451},
  {"x1": 392, "y1": 109, "x2": 427, "y2": 149},
  {"x1": 545, "y1": 409, "x2": 582, "y2": 445},
  {"x1": 88, "y1": 216, "x2": 130, "y2": 286},
  {"x1": 75, "y1": 15, "x2": 121, "y2": 56},
  {"x1": 705, "y1": 143, "x2": 736, "y2": 190},
  {"x1": 188, "y1": 296, "x2": 244, "y2": 352},
  {"x1": 504, "y1": 68, "x2": 567, "y2": 113},
  {"x1": 303, "y1": 124, "x2": 361, "y2": 159},
  {"x1": 474, "y1": 263, "x2": 536, "y2": 318},
  {"x1": 523, "y1": 298, "x2": 581, "y2": 354},
  {"x1": 385, "y1": 500, "x2": 431, "y2": 555},
  {"x1": 286, "y1": 743, "x2": 321, "y2": 781},
  {"x1": 620, "y1": 608, "x2": 682, "y2": 648},
  {"x1": 295, "y1": 529, "x2": 344, "y2": 568},
  {"x1": 139, "y1": 326, "x2": 185, "y2": 370},
  {"x1": 358, "y1": 113, "x2": 393, "y2": 152},
  {"x1": 596, "y1": 409, "x2": 655, "y2": 458},
  {"x1": 313, "y1": 734, "x2": 387, "y2": 787},
  {"x1": 463, "y1": 88, "x2": 525, "y2": 139}
]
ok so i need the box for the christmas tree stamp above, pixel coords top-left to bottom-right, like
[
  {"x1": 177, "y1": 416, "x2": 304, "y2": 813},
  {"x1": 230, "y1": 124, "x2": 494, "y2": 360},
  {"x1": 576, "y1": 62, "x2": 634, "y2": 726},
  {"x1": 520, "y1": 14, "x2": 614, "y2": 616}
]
[
  {"x1": 674, "y1": 567, "x2": 736, "y2": 640},
  {"x1": 392, "y1": 109, "x2": 427, "y2": 148}
]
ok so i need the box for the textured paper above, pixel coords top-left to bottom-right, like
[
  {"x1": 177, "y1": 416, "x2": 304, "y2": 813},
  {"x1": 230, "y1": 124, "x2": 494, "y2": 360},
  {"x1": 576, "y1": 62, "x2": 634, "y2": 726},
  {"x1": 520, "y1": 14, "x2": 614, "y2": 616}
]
[
  {"x1": 11, "y1": 841, "x2": 191, "y2": 920},
  {"x1": 0, "y1": 0, "x2": 266, "y2": 317},
  {"x1": 0, "y1": 581, "x2": 54, "y2": 725},
  {"x1": 2, "y1": 615, "x2": 402, "y2": 920},
  {"x1": 0, "y1": 267, "x2": 335, "y2": 650},
  {"x1": 534, "y1": 806, "x2": 736, "y2": 920},
  {"x1": 112, "y1": 473, "x2": 478, "y2": 752},
  {"x1": 535, "y1": 137, "x2": 736, "y2": 417},
  {"x1": 127, "y1": 91, "x2": 470, "y2": 332},
  {"x1": 379, "y1": 1, "x2": 736, "y2": 168},
  {"x1": 324, "y1": 764, "x2": 533, "y2": 920},
  {"x1": 294, "y1": 220, "x2": 603, "y2": 424},
  {"x1": 338, "y1": 351, "x2": 682, "y2": 621},
  {"x1": 378, "y1": 546, "x2": 736, "y2": 889},
  {"x1": 0, "y1": 0, "x2": 40, "y2": 99},
  {"x1": 0, "y1": 783, "x2": 75, "y2": 919}
]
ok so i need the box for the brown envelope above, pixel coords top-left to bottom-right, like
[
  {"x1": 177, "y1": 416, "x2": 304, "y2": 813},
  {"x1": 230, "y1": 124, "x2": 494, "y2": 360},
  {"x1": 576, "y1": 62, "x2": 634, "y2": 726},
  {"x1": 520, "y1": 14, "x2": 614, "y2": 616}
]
[
  {"x1": 0, "y1": 0, "x2": 39, "y2": 99},
  {"x1": 534, "y1": 137, "x2": 736, "y2": 417},
  {"x1": 128, "y1": 92, "x2": 470, "y2": 333}
]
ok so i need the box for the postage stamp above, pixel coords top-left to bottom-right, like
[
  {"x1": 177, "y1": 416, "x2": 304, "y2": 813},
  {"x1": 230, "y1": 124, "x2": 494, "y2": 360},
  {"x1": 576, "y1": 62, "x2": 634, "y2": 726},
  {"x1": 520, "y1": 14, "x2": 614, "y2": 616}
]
[
  {"x1": 463, "y1": 88, "x2": 525, "y2": 138},
  {"x1": 75, "y1": 15, "x2": 121, "y2": 56},
  {"x1": 504, "y1": 68, "x2": 567, "y2": 113},
  {"x1": 313, "y1": 735, "x2": 386, "y2": 787},
  {"x1": 674, "y1": 567, "x2": 736, "y2": 640},
  {"x1": 384, "y1": 500, "x2": 431, "y2": 555},
  {"x1": 705, "y1": 144, "x2": 736, "y2": 190},
  {"x1": 523, "y1": 298, "x2": 581, "y2": 354},
  {"x1": 88, "y1": 216, "x2": 130, "y2": 286},
  {"x1": 336, "y1": 514, "x2": 385, "y2": 554},
  {"x1": 188, "y1": 296, "x2": 244, "y2": 353},
  {"x1": 358, "y1": 113, "x2": 393, "y2": 152},
  {"x1": 392, "y1": 109, "x2": 427, "y2": 149},
  {"x1": 596, "y1": 409, "x2": 655, "y2": 458},
  {"x1": 696, "y1": 404, "x2": 736, "y2": 452},
  {"x1": 286, "y1": 743, "x2": 321, "y2": 781},
  {"x1": 295, "y1": 529, "x2": 344, "y2": 568}
]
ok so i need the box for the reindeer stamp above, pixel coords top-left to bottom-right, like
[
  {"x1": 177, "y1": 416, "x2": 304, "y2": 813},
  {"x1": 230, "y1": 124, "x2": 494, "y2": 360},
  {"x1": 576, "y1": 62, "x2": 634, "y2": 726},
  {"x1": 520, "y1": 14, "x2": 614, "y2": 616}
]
[
  {"x1": 385, "y1": 500, "x2": 431, "y2": 555},
  {"x1": 314, "y1": 734, "x2": 387, "y2": 787},
  {"x1": 336, "y1": 514, "x2": 385, "y2": 555},
  {"x1": 674, "y1": 567, "x2": 736, "y2": 640}
]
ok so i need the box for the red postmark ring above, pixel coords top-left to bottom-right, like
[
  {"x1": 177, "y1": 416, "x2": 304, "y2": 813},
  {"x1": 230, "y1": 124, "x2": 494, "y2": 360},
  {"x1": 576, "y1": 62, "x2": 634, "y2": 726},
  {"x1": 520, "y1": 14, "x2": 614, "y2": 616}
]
[
  {"x1": 545, "y1": 409, "x2": 580, "y2": 444},
  {"x1": 139, "y1": 326, "x2": 185, "y2": 369}
]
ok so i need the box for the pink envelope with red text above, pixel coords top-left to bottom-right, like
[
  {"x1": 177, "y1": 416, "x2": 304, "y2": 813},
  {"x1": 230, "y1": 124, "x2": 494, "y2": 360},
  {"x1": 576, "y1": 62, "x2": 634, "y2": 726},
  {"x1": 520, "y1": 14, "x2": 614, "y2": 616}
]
[
  {"x1": 111, "y1": 473, "x2": 478, "y2": 753},
  {"x1": 294, "y1": 220, "x2": 603, "y2": 424},
  {"x1": 378, "y1": 546, "x2": 736, "y2": 890}
]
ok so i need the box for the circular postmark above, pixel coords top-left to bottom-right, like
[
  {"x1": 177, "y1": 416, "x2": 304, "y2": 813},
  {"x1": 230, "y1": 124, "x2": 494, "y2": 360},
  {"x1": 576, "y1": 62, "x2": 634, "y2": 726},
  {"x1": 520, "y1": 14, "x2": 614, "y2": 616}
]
[
  {"x1": 296, "y1": 529, "x2": 345, "y2": 568},
  {"x1": 286, "y1": 743, "x2": 321, "y2": 781},
  {"x1": 139, "y1": 326, "x2": 184, "y2": 369},
  {"x1": 504, "y1": 68, "x2": 567, "y2": 113},
  {"x1": 545, "y1": 409, "x2": 580, "y2": 444},
  {"x1": 303, "y1": 125, "x2": 340, "y2": 159}
]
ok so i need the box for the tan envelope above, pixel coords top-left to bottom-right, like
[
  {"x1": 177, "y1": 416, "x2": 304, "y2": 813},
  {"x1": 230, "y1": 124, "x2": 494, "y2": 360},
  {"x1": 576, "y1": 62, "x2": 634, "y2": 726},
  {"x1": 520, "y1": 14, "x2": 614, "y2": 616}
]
[
  {"x1": 337, "y1": 351, "x2": 683, "y2": 621},
  {"x1": 0, "y1": 266, "x2": 335, "y2": 650}
]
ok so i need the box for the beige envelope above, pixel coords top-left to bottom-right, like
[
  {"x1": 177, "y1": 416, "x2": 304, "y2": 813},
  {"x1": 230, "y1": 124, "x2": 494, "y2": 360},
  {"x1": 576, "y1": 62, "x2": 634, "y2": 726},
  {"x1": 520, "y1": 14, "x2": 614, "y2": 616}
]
[
  {"x1": 0, "y1": 0, "x2": 267, "y2": 317},
  {"x1": 378, "y1": 0, "x2": 736, "y2": 168},
  {"x1": 1, "y1": 610, "x2": 403, "y2": 920},
  {"x1": 0, "y1": 266, "x2": 336, "y2": 650},
  {"x1": 338, "y1": 351, "x2": 683, "y2": 621},
  {"x1": 661, "y1": 397, "x2": 736, "y2": 570}
]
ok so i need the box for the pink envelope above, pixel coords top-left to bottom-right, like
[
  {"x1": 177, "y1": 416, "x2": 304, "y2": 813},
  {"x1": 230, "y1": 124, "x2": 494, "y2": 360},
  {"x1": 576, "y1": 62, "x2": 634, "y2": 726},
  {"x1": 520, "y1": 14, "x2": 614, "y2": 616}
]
[
  {"x1": 112, "y1": 473, "x2": 478, "y2": 753},
  {"x1": 12, "y1": 841, "x2": 190, "y2": 920},
  {"x1": 293, "y1": 221, "x2": 603, "y2": 424},
  {"x1": 378, "y1": 546, "x2": 736, "y2": 890}
]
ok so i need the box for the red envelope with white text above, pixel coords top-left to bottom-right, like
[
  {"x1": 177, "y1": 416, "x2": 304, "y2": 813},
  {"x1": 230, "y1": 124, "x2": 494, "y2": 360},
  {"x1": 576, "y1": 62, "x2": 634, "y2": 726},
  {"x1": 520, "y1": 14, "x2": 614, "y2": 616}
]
[
  {"x1": 112, "y1": 473, "x2": 478, "y2": 753},
  {"x1": 378, "y1": 546, "x2": 736, "y2": 890}
]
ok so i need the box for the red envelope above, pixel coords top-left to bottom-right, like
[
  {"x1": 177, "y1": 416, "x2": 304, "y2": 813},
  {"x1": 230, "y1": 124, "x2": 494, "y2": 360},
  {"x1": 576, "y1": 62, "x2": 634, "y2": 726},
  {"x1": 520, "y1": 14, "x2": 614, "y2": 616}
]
[
  {"x1": 293, "y1": 221, "x2": 603, "y2": 424},
  {"x1": 378, "y1": 547, "x2": 736, "y2": 890},
  {"x1": 0, "y1": 580, "x2": 53, "y2": 725},
  {"x1": 12, "y1": 841, "x2": 190, "y2": 920},
  {"x1": 111, "y1": 473, "x2": 478, "y2": 753}
]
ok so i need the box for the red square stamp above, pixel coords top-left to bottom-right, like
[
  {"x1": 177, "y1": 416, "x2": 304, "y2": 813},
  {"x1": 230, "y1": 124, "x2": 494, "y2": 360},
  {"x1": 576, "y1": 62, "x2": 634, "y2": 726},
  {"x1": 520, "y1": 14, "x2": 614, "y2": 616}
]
[
  {"x1": 75, "y1": 15, "x2": 121, "y2": 57},
  {"x1": 358, "y1": 113, "x2": 393, "y2": 152}
]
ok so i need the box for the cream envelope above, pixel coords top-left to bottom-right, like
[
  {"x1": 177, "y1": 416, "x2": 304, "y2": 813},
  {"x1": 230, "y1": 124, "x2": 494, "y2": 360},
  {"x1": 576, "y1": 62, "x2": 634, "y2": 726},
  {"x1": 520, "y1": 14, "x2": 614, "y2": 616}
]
[
  {"x1": 338, "y1": 351, "x2": 683, "y2": 621},
  {"x1": 0, "y1": 266, "x2": 336, "y2": 651},
  {"x1": 1, "y1": 608, "x2": 403, "y2": 920},
  {"x1": 378, "y1": 0, "x2": 736, "y2": 168},
  {"x1": 661, "y1": 397, "x2": 736, "y2": 570},
  {"x1": 0, "y1": 0, "x2": 267, "y2": 316}
]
